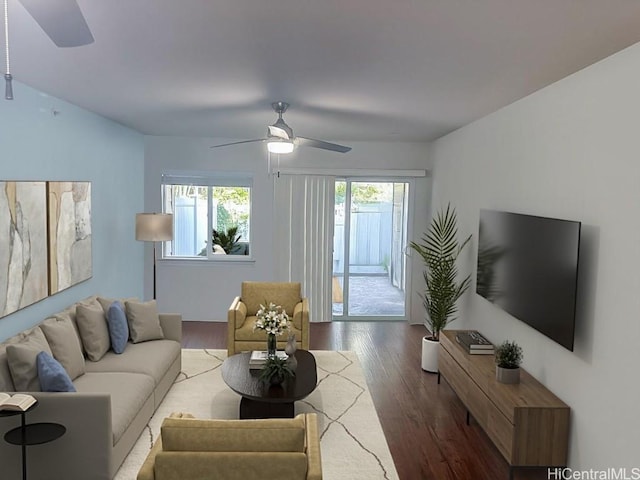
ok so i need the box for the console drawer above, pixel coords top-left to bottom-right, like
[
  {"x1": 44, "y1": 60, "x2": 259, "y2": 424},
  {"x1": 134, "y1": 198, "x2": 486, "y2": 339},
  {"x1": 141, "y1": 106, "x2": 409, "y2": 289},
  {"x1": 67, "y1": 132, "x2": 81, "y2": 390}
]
[
  {"x1": 486, "y1": 400, "x2": 514, "y2": 462},
  {"x1": 439, "y1": 347, "x2": 470, "y2": 406},
  {"x1": 439, "y1": 331, "x2": 569, "y2": 469}
]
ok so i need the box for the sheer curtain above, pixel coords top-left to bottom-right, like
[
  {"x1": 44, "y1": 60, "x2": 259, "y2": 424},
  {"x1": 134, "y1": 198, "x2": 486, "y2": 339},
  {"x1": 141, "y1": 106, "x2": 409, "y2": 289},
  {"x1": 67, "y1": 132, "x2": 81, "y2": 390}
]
[{"x1": 273, "y1": 174, "x2": 335, "y2": 322}]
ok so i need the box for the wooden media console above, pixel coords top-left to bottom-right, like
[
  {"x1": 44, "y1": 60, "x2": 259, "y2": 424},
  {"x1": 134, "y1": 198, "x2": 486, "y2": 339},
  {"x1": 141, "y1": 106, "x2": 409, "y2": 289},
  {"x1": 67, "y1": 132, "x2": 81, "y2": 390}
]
[{"x1": 438, "y1": 330, "x2": 570, "y2": 478}]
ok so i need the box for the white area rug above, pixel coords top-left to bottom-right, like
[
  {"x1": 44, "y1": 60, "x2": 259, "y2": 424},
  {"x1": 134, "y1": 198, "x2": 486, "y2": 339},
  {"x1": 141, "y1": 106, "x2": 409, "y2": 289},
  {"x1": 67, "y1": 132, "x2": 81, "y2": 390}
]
[{"x1": 115, "y1": 349, "x2": 399, "y2": 480}]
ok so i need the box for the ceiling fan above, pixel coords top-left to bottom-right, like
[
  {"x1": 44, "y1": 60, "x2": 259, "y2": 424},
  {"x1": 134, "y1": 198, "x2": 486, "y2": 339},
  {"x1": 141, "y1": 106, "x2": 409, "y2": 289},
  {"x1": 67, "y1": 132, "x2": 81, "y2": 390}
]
[
  {"x1": 4, "y1": 0, "x2": 93, "y2": 99},
  {"x1": 211, "y1": 102, "x2": 352, "y2": 154},
  {"x1": 17, "y1": 0, "x2": 94, "y2": 48}
]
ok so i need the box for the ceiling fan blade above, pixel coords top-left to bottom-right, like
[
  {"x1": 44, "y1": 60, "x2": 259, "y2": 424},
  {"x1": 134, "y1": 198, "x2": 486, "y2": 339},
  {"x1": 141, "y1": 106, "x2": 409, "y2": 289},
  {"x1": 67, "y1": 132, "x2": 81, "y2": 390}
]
[
  {"x1": 18, "y1": 0, "x2": 94, "y2": 48},
  {"x1": 210, "y1": 139, "x2": 266, "y2": 149},
  {"x1": 295, "y1": 137, "x2": 352, "y2": 153},
  {"x1": 268, "y1": 125, "x2": 290, "y2": 140}
]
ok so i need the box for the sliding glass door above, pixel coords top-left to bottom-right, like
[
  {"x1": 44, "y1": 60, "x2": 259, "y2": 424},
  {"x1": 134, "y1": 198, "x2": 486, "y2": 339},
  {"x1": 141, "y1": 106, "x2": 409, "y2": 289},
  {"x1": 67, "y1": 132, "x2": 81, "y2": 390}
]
[{"x1": 332, "y1": 179, "x2": 410, "y2": 321}]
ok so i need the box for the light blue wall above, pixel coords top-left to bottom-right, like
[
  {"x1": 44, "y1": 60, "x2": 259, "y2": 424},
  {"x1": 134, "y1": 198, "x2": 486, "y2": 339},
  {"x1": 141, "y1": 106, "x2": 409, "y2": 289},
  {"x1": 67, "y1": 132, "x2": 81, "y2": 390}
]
[{"x1": 0, "y1": 81, "x2": 144, "y2": 340}]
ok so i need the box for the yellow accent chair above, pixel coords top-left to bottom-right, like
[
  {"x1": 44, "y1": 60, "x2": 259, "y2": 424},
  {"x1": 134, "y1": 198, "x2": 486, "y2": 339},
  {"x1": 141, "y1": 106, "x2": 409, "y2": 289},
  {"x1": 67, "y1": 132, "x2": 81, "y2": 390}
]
[
  {"x1": 227, "y1": 281, "x2": 310, "y2": 356},
  {"x1": 137, "y1": 412, "x2": 322, "y2": 480}
]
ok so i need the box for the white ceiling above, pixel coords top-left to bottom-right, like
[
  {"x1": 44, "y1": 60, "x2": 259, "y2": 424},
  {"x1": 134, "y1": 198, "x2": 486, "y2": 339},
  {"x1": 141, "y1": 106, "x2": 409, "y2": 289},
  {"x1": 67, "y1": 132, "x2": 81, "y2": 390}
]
[{"x1": 5, "y1": 0, "x2": 640, "y2": 143}]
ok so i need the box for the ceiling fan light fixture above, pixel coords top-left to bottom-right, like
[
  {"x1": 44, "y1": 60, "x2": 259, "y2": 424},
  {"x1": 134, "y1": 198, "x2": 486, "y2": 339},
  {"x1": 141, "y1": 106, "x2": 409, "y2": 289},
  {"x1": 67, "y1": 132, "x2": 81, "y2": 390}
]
[
  {"x1": 267, "y1": 138, "x2": 294, "y2": 154},
  {"x1": 4, "y1": 73, "x2": 12, "y2": 100}
]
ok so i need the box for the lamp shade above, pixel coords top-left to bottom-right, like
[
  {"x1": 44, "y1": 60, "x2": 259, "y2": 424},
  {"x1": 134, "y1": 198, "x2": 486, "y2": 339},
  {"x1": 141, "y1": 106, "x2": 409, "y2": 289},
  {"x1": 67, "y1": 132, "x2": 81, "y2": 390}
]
[{"x1": 135, "y1": 213, "x2": 173, "y2": 242}]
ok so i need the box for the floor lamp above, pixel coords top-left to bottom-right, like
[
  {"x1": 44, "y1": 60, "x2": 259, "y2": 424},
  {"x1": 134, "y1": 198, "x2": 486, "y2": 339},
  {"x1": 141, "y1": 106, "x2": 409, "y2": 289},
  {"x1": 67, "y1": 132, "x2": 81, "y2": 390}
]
[{"x1": 135, "y1": 213, "x2": 173, "y2": 300}]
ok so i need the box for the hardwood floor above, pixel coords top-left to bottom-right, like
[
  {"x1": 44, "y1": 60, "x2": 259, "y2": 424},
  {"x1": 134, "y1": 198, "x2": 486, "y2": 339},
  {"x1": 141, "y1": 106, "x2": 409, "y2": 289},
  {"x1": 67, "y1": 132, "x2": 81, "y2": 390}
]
[{"x1": 182, "y1": 321, "x2": 549, "y2": 480}]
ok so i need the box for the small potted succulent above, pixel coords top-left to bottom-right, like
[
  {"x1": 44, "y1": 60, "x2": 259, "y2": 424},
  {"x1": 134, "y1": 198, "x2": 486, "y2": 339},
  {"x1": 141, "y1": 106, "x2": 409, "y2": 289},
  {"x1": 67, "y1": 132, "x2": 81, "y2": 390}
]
[
  {"x1": 495, "y1": 340, "x2": 523, "y2": 384},
  {"x1": 259, "y1": 356, "x2": 295, "y2": 386}
]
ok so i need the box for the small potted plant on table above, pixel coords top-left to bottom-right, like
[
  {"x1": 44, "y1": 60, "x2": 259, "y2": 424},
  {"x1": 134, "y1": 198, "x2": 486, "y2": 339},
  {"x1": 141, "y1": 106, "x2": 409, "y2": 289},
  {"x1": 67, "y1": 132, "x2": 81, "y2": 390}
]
[
  {"x1": 495, "y1": 340, "x2": 523, "y2": 384},
  {"x1": 259, "y1": 356, "x2": 295, "y2": 386}
]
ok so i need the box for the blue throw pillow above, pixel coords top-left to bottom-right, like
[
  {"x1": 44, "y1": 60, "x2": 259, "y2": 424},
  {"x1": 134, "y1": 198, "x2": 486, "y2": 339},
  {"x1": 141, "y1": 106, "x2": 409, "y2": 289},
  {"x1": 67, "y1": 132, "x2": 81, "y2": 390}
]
[
  {"x1": 37, "y1": 351, "x2": 77, "y2": 392},
  {"x1": 107, "y1": 301, "x2": 129, "y2": 354}
]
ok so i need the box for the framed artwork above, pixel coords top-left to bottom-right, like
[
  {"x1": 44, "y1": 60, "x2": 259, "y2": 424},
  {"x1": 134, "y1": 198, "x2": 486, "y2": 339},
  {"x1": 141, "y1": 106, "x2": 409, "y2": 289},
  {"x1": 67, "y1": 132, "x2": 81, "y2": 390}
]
[
  {"x1": 47, "y1": 181, "x2": 92, "y2": 294},
  {"x1": 0, "y1": 181, "x2": 49, "y2": 317}
]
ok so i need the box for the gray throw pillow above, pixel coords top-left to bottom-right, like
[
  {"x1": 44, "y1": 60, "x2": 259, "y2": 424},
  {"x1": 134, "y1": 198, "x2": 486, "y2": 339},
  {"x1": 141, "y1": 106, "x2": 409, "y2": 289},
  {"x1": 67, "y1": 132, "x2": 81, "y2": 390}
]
[
  {"x1": 125, "y1": 300, "x2": 164, "y2": 343},
  {"x1": 6, "y1": 327, "x2": 53, "y2": 391},
  {"x1": 40, "y1": 316, "x2": 86, "y2": 380},
  {"x1": 76, "y1": 304, "x2": 110, "y2": 361}
]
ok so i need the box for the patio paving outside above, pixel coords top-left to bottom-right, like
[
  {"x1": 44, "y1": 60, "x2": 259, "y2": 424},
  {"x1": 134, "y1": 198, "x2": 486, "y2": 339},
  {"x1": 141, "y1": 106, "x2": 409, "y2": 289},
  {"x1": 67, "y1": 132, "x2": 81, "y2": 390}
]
[{"x1": 332, "y1": 275, "x2": 405, "y2": 318}]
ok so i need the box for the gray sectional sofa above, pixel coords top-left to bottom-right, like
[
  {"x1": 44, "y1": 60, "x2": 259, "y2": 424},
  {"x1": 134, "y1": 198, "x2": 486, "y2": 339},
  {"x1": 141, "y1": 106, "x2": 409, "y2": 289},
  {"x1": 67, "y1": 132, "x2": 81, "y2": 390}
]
[{"x1": 0, "y1": 295, "x2": 182, "y2": 480}]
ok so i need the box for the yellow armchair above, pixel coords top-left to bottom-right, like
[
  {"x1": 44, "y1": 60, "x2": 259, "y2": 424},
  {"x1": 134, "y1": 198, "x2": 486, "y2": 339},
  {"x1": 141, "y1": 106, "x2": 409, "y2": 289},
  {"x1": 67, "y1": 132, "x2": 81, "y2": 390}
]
[
  {"x1": 227, "y1": 281, "x2": 310, "y2": 356},
  {"x1": 137, "y1": 412, "x2": 322, "y2": 480}
]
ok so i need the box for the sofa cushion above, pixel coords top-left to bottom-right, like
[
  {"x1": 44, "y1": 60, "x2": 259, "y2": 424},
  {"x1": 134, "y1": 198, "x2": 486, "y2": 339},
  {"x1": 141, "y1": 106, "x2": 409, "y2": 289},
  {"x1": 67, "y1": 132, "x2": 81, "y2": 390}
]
[
  {"x1": 241, "y1": 282, "x2": 301, "y2": 317},
  {"x1": 55, "y1": 296, "x2": 102, "y2": 350},
  {"x1": 106, "y1": 301, "x2": 129, "y2": 354},
  {"x1": 97, "y1": 296, "x2": 138, "y2": 314},
  {"x1": 5, "y1": 327, "x2": 53, "y2": 391},
  {"x1": 125, "y1": 300, "x2": 164, "y2": 343},
  {"x1": 37, "y1": 351, "x2": 77, "y2": 392},
  {"x1": 84, "y1": 340, "x2": 181, "y2": 386},
  {"x1": 161, "y1": 415, "x2": 306, "y2": 452},
  {"x1": 154, "y1": 452, "x2": 308, "y2": 480},
  {"x1": 0, "y1": 335, "x2": 21, "y2": 391},
  {"x1": 40, "y1": 315, "x2": 85, "y2": 380},
  {"x1": 76, "y1": 304, "x2": 110, "y2": 361},
  {"x1": 74, "y1": 371, "x2": 155, "y2": 444}
]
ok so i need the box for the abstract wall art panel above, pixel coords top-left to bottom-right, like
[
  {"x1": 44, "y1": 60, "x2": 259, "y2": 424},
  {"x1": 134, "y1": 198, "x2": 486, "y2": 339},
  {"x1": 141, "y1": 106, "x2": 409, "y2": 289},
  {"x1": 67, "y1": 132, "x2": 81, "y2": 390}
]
[
  {"x1": 48, "y1": 181, "x2": 92, "y2": 294},
  {"x1": 0, "y1": 181, "x2": 49, "y2": 317}
]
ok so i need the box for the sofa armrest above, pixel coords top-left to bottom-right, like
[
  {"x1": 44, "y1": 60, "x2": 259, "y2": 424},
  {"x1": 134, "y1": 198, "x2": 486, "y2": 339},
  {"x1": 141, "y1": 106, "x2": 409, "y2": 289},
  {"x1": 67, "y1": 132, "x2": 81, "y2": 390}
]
[
  {"x1": 0, "y1": 392, "x2": 113, "y2": 480},
  {"x1": 138, "y1": 412, "x2": 195, "y2": 480},
  {"x1": 227, "y1": 297, "x2": 246, "y2": 356},
  {"x1": 293, "y1": 298, "x2": 310, "y2": 351},
  {"x1": 305, "y1": 413, "x2": 322, "y2": 480},
  {"x1": 159, "y1": 313, "x2": 183, "y2": 343}
]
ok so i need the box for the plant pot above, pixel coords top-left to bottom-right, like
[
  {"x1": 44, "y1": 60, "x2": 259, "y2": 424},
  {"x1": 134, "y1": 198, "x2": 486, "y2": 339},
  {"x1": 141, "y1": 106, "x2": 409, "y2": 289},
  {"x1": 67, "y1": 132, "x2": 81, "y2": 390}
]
[
  {"x1": 421, "y1": 336, "x2": 439, "y2": 373},
  {"x1": 496, "y1": 366, "x2": 520, "y2": 384},
  {"x1": 269, "y1": 373, "x2": 284, "y2": 386}
]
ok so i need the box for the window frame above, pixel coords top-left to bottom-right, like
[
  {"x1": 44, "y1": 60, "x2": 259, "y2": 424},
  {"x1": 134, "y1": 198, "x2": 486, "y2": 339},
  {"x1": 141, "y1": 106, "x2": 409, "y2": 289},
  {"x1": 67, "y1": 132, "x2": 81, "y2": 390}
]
[{"x1": 161, "y1": 171, "x2": 254, "y2": 262}]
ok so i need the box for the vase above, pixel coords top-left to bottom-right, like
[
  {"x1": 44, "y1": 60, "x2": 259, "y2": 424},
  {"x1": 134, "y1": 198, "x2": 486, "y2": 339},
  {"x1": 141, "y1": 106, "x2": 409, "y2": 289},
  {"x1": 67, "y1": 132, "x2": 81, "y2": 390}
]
[
  {"x1": 269, "y1": 372, "x2": 284, "y2": 386},
  {"x1": 267, "y1": 333, "x2": 277, "y2": 358}
]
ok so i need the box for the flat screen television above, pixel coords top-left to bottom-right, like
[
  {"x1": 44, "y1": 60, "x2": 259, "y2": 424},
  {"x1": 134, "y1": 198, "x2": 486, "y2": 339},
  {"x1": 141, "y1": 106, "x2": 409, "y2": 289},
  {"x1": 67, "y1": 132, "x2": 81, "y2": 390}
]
[{"x1": 476, "y1": 209, "x2": 581, "y2": 351}]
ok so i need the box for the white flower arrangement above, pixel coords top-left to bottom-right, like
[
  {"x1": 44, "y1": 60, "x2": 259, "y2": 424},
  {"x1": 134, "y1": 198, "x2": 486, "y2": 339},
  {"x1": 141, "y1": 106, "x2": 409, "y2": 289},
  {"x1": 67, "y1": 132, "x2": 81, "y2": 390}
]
[{"x1": 254, "y1": 302, "x2": 290, "y2": 336}]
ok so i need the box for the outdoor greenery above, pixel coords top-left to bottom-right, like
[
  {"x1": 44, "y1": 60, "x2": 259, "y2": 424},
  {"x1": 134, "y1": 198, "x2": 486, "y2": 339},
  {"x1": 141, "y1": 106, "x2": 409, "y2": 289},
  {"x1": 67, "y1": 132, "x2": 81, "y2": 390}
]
[
  {"x1": 216, "y1": 203, "x2": 233, "y2": 232},
  {"x1": 495, "y1": 340, "x2": 523, "y2": 369},
  {"x1": 410, "y1": 204, "x2": 471, "y2": 342},
  {"x1": 212, "y1": 226, "x2": 242, "y2": 254},
  {"x1": 335, "y1": 181, "x2": 393, "y2": 205}
]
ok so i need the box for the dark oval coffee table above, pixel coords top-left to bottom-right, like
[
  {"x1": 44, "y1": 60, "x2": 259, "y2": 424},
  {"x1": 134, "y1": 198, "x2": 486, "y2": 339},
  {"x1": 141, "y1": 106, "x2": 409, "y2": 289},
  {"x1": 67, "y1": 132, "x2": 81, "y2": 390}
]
[{"x1": 222, "y1": 350, "x2": 317, "y2": 419}]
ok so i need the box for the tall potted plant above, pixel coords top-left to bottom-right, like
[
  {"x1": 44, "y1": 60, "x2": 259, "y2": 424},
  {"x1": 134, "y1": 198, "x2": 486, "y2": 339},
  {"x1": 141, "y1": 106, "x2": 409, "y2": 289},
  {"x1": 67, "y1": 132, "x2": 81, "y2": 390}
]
[{"x1": 410, "y1": 204, "x2": 471, "y2": 372}]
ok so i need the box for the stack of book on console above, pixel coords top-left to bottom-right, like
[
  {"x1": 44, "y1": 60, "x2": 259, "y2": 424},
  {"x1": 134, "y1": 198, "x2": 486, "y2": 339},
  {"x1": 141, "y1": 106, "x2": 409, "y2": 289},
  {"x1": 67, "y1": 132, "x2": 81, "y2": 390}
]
[
  {"x1": 455, "y1": 331, "x2": 494, "y2": 355},
  {"x1": 249, "y1": 350, "x2": 288, "y2": 369}
]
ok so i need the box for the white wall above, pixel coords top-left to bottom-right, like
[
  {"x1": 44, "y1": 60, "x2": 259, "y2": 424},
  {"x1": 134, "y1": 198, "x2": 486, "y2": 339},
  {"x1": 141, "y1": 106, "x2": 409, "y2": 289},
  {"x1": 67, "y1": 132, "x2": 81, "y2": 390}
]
[
  {"x1": 144, "y1": 137, "x2": 431, "y2": 322},
  {"x1": 0, "y1": 82, "x2": 144, "y2": 340},
  {"x1": 430, "y1": 42, "x2": 640, "y2": 469}
]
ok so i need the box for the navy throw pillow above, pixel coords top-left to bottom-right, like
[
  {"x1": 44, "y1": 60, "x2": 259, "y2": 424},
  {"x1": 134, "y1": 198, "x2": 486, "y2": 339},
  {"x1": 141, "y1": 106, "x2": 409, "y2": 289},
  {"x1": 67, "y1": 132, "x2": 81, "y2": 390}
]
[
  {"x1": 37, "y1": 351, "x2": 77, "y2": 392},
  {"x1": 107, "y1": 301, "x2": 129, "y2": 354}
]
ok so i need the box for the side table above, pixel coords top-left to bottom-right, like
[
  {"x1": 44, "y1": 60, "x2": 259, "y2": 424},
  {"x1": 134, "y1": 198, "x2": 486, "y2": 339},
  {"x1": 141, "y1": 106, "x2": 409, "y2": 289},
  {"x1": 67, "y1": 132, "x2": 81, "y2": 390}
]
[{"x1": 1, "y1": 401, "x2": 66, "y2": 480}]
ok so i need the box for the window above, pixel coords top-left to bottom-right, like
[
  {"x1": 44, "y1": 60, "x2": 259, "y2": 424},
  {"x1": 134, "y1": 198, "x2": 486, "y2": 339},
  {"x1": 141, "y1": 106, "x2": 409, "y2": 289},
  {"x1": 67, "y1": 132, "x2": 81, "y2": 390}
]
[{"x1": 161, "y1": 173, "x2": 252, "y2": 259}]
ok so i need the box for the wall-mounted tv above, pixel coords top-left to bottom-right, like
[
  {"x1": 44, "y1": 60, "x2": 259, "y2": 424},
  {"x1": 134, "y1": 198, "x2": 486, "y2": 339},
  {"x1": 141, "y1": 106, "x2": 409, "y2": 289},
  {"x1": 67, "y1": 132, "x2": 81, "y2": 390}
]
[{"x1": 476, "y1": 209, "x2": 581, "y2": 351}]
